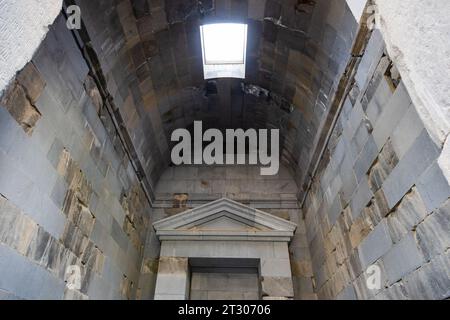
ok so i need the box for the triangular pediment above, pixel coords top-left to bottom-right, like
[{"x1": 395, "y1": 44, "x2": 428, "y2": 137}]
[{"x1": 153, "y1": 198, "x2": 297, "y2": 242}]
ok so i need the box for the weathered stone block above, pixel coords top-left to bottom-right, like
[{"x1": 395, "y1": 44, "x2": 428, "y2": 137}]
[
  {"x1": 261, "y1": 258, "x2": 292, "y2": 277},
  {"x1": 382, "y1": 130, "x2": 441, "y2": 209},
  {"x1": 350, "y1": 179, "x2": 373, "y2": 219},
  {"x1": 349, "y1": 214, "x2": 373, "y2": 249},
  {"x1": 350, "y1": 121, "x2": 370, "y2": 160},
  {"x1": 391, "y1": 105, "x2": 424, "y2": 159},
  {"x1": 372, "y1": 82, "x2": 412, "y2": 151},
  {"x1": 354, "y1": 30, "x2": 385, "y2": 91},
  {"x1": 368, "y1": 155, "x2": 394, "y2": 194},
  {"x1": 16, "y1": 62, "x2": 46, "y2": 104},
  {"x1": 354, "y1": 136, "x2": 378, "y2": 183},
  {"x1": 327, "y1": 195, "x2": 342, "y2": 228},
  {"x1": 416, "y1": 199, "x2": 450, "y2": 261},
  {"x1": 417, "y1": 162, "x2": 450, "y2": 213},
  {"x1": 261, "y1": 276, "x2": 294, "y2": 298},
  {"x1": 382, "y1": 233, "x2": 425, "y2": 284},
  {"x1": 364, "y1": 190, "x2": 390, "y2": 228},
  {"x1": 336, "y1": 284, "x2": 357, "y2": 300},
  {"x1": 358, "y1": 220, "x2": 392, "y2": 269},
  {"x1": 403, "y1": 252, "x2": 450, "y2": 300},
  {"x1": 374, "y1": 282, "x2": 409, "y2": 300},
  {"x1": 0, "y1": 83, "x2": 41, "y2": 135},
  {"x1": 366, "y1": 77, "x2": 392, "y2": 125},
  {"x1": 387, "y1": 188, "x2": 428, "y2": 243},
  {"x1": 154, "y1": 257, "x2": 189, "y2": 298},
  {"x1": 339, "y1": 154, "x2": 358, "y2": 206}
]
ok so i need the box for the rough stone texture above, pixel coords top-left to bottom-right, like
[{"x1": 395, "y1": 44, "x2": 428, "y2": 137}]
[
  {"x1": 374, "y1": 0, "x2": 450, "y2": 146},
  {"x1": 154, "y1": 257, "x2": 189, "y2": 299},
  {"x1": 382, "y1": 130, "x2": 441, "y2": 209},
  {"x1": 382, "y1": 233, "x2": 424, "y2": 285},
  {"x1": 358, "y1": 220, "x2": 392, "y2": 269},
  {"x1": 0, "y1": 16, "x2": 152, "y2": 300},
  {"x1": 261, "y1": 276, "x2": 294, "y2": 299},
  {"x1": 302, "y1": 28, "x2": 449, "y2": 300},
  {"x1": 0, "y1": 0, "x2": 448, "y2": 301},
  {"x1": 190, "y1": 272, "x2": 259, "y2": 300},
  {"x1": 75, "y1": 0, "x2": 358, "y2": 197},
  {"x1": 387, "y1": 188, "x2": 428, "y2": 244},
  {"x1": 0, "y1": 74, "x2": 43, "y2": 135},
  {"x1": 0, "y1": 0, "x2": 62, "y2": 94},
  {"x1": 416, "y1": 199, "x2": 450, "y2": 262},
  {"x1": 402, "y1": 252, "x2": 450, "y2": 300}
]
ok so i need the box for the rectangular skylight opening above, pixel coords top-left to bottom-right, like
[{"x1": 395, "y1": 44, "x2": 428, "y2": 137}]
[{"x1": 200, "y1": 23, "x2": 248, "y2": 79}]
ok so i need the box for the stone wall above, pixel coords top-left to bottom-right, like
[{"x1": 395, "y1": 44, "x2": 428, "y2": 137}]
[
  {"x1": 74, "y1": 0, "x2": 358, "y2": 196},
  {"x1": 303, "y1": 29, "x2": 450, "y2": 300},
  {"x1": 190, "y1": 272, "x2": 260, "y2": 300},
  {"x1": 138, "y1": 165, "x2": 316, "y2": 300},
  {"x1": 0, "y1": 15, "x2": 152, "y2": 300},
  {"x1": 374, "y1": 0, "x2": 450, "y2": 146}
]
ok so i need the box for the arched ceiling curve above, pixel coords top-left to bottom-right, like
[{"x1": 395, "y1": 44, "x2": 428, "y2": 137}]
[{"x1": 76, "y1": 0, "x2": 358, "y2": 192}]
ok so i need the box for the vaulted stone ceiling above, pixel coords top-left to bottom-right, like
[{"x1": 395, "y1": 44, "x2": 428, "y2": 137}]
[{"x1": 76, "y1": 0, "x2": 358, "y2": 194}]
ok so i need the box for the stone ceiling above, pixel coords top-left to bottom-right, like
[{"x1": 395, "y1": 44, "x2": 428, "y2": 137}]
[{"x1": 76, "y1": 0, "x2": 358, "y2": 194}]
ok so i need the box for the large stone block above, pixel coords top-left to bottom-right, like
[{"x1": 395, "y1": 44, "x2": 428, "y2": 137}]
[
  {"x1": 374, "y1": 282, "x2": 409, "y2": 300},
  {"x1": 336, "y1": 284, "x2": 357, "y2": 300},
  {"x1": 354, "y1": 30, "x2": 385, "y2": 91},
  {"x1": 261, "y1": 276, "x2": 294, "y2": 298},
  {"x1": 372, "y1": 82, "x2": 412, "y2": 151},
  {"x1": 382, "y1": 130, "x2": 441, "y2": 209},
  {"x1": 350, "y1": 121, "x2": 370, "y2": 160},
  {"x1": 343, "y1": 102, "x2": 365, "y2": 142},
  {"x1": 391, "y1": 105, "x2": 424, "y2": 159},
  {"x1": 0, "y1": 244, "x2": 65, "y2": 299},
  {"x1": 111, "y1": 218, "x2": 129, "y2": 252},
  {"x1": 403, "y1": 252, "x2": 450, "y2": 300},
  {"x1": 292, "y1": 275, "x2": 315, "y2": 298},
  {"x1": 350, "y1": 179, "x2": 373, "y2": 219},
  {"x1": 366, "y1": 77, "x2": 392, "y2": 125},
  {"x1": 361, "y1": 56, "x2": 391, "y2": 113},
  {"x1": 154, "y1": 257, "x2": 189, "y2": 298},
  {"x1": 0, "y1": 82, "x2": 41, "y2": 135},
  {"x1": 16, "y1": 62, "x2": 46, "y2": 104},
  {"x1": 327, "y1": 195, "x2": 342, "y2": 228},
  {"x1": 349, "y1": 214, "x2": 373, "y2": 249},
  {"x1": 0, "y1": 203, "x2": 39, "y2": 257},
  {"x1": 0, "y1": 107, "x2": 22, "y2": 153},
  {"x1": 416, "y1": 162, "x2": 450, "y2": 213},
  {"x1": 416, "y1": 199, "x2": 450, "y2": 261},
  {"x1": 354, "y1": 136, "x2": 378, "y2": 184},
  {"x1": 382, "y1": 233, "x2": 425, "y2": 284},
  {"x1": 358, "y1": 220, "x2": 392, "y2": 269},
  {"x1": 387, "y1": 188, "x2": 428, "y2": 243},
  {"x1": 339, "y1": 154, "x2": 358, "y2": 206},
  {"x1": 261, "y1": 258, "x2": 292, "y2": 277}
]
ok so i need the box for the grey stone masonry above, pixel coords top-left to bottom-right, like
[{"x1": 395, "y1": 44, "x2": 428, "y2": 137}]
[
  {"x1": 0, "y1": 15, "x2": 152, "y2": 300},
  {"x1": 382, "y1": 130, "x2": 441, "y2": 209},
  {"x1": 382, "y1": 233, "x2": 425, "y2": 285},
  {"x1": 358, "y1": 220, "x2": 393, "y2": 269}
]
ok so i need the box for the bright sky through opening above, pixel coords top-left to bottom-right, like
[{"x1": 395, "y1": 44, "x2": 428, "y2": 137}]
[{"x1": 201, "y1": 23, "x2": 247, "y2": 65}]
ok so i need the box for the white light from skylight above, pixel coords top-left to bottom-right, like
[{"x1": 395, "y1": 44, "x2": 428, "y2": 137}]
[{"x1": 200, "y1": 23, "x2": 248, "y2": 79}]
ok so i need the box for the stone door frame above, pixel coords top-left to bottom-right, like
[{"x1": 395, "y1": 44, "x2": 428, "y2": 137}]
[{"x1": 152, "y1": 198, "x2": 297, "y2": 300}]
